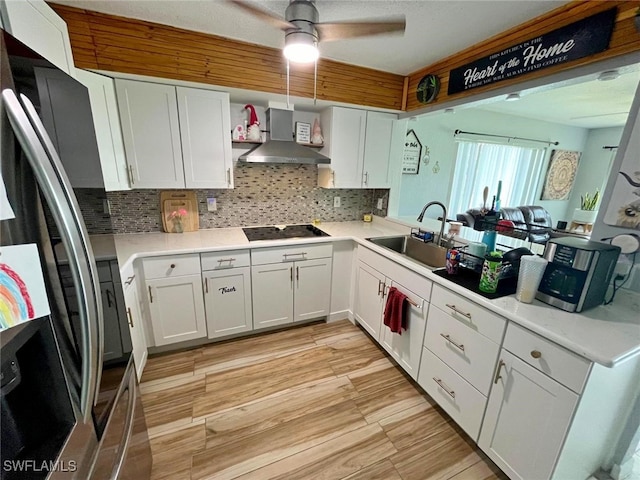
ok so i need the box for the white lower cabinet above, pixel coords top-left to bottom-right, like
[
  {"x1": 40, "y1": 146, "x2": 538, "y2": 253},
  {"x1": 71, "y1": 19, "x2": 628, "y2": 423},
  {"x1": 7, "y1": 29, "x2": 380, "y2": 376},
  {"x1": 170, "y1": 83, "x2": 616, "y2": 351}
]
[
  {"x1": 478, "y1": 322, "x2": 588, "y2": 480},
  {"x1": 353, "y1": 261, "x2": 386, "y2": 340},
  {"x1": 123, "y1": 274, "x2": 148, "y2": 380},
  {"x1": 142, "y1": 254, "x2": 207, "y2": 346},
  {"x1": 203, "y1": 266, "x2": 253, "y2": 338},
  {"x1": 251, "y1": 245, "x2": 333, "y2": 329},
  {"x1": 354, "y1": 247, "x2": 432, "y2": 380},
  {"x1": 479, "y1": 350, "x2": 579, "y2": 480}
]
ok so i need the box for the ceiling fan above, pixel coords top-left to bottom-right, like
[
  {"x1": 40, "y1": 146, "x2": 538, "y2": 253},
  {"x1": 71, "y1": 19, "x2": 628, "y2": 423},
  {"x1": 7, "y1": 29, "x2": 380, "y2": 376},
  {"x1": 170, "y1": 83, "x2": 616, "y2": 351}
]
[{"x1": 229, "y1": 0, "x2": 406, "y2": 63}]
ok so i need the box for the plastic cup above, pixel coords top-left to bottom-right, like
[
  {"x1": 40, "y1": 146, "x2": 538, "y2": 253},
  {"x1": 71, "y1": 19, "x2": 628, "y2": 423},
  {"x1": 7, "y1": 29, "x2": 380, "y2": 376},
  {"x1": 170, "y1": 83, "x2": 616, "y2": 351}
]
[
  {"x1": 516, "y1": 256, "x2": 549, "y2": 303},
  {"x1": 467, "y1": 242, "x2": 486, "y2": 269}
]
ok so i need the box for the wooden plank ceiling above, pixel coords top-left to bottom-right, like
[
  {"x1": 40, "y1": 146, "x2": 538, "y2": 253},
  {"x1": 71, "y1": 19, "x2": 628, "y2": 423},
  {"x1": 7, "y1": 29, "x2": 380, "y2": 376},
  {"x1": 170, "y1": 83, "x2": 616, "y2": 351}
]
[
  {"x1": 48, "y1": 3, "x2": 406, "y2": 111},
  {"x1": 51, "y1": 1, "x2": 639, "y2": 112}
]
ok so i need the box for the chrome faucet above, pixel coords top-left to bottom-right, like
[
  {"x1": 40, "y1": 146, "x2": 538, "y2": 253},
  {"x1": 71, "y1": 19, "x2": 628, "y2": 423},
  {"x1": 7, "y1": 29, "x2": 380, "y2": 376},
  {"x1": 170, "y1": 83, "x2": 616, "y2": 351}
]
[{"x1": 417, "y1": 201, "x2": 448, "y2": 246}]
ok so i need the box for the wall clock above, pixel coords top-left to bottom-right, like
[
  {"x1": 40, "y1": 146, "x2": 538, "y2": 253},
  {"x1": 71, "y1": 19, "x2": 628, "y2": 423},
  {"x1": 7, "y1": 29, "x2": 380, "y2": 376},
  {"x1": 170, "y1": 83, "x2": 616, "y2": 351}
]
[{"x1": 416, "y1": 74, "x2": 440, "y2": 104}]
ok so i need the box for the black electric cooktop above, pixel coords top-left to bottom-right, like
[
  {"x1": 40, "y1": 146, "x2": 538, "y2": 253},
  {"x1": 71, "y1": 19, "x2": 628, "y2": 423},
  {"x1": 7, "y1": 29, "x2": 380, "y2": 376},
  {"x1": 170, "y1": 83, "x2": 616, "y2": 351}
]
[{"x1": 242, "y1": 224, "x2": 330, "y2": 242}]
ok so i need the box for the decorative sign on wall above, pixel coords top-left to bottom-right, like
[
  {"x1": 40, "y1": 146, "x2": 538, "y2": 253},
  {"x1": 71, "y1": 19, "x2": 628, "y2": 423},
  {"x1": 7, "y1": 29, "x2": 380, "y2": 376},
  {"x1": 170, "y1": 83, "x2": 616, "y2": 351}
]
[
  {"x1": 447, "y1": 8, "x2": 617, "y2": 95},
  {"x1": 403, "y1": 129, "x2": 422, "y2": 174},
  {"x1": 541, "y1": 150, "x2": 581, "y2": 201}
]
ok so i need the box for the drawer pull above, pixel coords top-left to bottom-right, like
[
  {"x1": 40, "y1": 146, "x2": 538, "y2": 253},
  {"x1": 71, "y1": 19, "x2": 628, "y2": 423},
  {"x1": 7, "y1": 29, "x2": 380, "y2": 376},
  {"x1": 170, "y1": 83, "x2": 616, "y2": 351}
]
[
  {"x1": 284, "y1": 252, "x2": 306, "y2": 259},
  {"x1": 126, "y1": 307, "x2": 134, "y2": 327},
  {"x1": 217, "y1": 258, "x2": 236, "y2": 265},
  {"x1": 531, "y1": 350, "x2": 542, "y2": 359},
  {"x1": 494, "y1": 359, "x2": 506, "y2": 384},
  {"x1": 440, "y1": 333, "x2": 465, "y2": 352},
  {"x1": 432, "y1": 377, "x2": 455, "y2": 399},
  {"x1": 445, "y1": 303, "x2": 472, "y2": 319},
  {"x1": 124, "y1": 275, "x2": 135, "y2": 286},
  {"x1": 170, "y1": 263, "x2": 176, "y2": 269}
]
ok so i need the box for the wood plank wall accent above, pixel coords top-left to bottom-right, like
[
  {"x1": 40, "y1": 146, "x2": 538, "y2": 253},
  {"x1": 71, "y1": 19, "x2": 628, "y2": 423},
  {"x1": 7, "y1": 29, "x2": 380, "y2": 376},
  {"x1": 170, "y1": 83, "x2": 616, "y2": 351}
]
[
  {"x1": 48, "y1": 3, "x2": 406, "y2": 111},
  {"x1": 405, "y1": 1, "x2": 640, "y2": 112}
]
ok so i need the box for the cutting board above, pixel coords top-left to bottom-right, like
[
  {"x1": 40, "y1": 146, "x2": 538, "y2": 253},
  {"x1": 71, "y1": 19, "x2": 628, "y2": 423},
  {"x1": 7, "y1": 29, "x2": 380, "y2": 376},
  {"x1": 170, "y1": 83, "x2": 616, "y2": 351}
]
[{"x1": 160, "y1": 190, "x2": 199, "y2": 233}]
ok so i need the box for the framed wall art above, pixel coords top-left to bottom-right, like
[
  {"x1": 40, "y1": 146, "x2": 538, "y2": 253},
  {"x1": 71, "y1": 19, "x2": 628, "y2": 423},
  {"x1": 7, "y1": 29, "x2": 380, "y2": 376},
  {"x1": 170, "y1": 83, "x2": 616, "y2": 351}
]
[
  {"x1": 541, "y1": 149, "x2": 581, "y2": 200},
  {"x1": 295, "y1": 122, "x2": 311, "y2": 144},
  {"x1": 402, "y1": 129, "x2": 422, "y2": 174}
]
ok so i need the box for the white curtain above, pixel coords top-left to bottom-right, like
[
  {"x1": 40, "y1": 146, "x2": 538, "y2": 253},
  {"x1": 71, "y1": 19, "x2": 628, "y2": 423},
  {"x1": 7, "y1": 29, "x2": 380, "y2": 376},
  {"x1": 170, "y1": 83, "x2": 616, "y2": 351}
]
[{"x1": 449, "y1": 141, "x2": 546, "y2": 217}]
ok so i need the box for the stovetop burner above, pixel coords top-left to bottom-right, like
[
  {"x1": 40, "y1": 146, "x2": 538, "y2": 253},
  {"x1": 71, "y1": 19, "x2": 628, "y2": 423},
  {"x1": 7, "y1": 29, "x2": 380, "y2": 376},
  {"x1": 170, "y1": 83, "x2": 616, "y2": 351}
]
[{"x1": 242, "y1": 224, "x2": 330, "y2": 242}]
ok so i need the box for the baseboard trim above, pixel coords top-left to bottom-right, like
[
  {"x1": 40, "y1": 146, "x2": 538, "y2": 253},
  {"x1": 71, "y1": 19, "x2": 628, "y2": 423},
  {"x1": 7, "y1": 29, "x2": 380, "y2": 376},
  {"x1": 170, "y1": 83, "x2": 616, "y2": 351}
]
[{"x1": 328, "y1": 310, "x2": 353, "y2": 323}]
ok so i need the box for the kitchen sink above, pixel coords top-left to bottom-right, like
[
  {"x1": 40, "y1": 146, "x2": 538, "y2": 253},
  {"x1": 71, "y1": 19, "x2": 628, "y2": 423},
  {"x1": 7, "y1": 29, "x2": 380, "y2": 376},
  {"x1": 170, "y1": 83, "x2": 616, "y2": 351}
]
[{"x1": 366, "y1": 235, "x2": 448, "y2": 269}]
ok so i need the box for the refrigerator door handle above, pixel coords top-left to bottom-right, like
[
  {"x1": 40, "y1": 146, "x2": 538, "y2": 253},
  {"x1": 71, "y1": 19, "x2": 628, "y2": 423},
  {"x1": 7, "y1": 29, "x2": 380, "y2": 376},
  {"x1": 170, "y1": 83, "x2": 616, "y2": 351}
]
[
  {"x1": 2, "y1": 89, "x2": 103, "y2": 423},
  {"x1": 109, "y1": 367, "x2": 136, "y2": 480}
]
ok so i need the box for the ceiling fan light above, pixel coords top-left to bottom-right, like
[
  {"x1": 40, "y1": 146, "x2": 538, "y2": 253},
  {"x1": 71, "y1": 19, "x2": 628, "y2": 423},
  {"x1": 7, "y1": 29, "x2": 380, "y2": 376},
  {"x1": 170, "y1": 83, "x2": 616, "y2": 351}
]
[
  {"x1": 283, "y1": 42, "x2": 319, "y2": 63},
  {"x1": 284, "y1": 31, "x2": 319, "y2": 63}
]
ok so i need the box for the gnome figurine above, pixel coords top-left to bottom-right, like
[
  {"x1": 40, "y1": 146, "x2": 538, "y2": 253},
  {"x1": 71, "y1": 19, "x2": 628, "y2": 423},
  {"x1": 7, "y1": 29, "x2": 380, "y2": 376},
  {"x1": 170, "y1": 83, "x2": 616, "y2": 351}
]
[
  {"x1": 244, "y1": 104, "x2": 261, "y2": 142},
  {"x1": 311, "y1": 118, "x2": 323, "y2": 145}
]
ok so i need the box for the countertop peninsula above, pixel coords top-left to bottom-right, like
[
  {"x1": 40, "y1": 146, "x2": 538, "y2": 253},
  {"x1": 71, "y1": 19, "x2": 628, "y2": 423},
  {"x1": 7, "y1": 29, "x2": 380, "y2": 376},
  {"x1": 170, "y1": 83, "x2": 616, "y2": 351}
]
[{"x1": 112, "y1": 217, "x2": 640, "y2": 368}]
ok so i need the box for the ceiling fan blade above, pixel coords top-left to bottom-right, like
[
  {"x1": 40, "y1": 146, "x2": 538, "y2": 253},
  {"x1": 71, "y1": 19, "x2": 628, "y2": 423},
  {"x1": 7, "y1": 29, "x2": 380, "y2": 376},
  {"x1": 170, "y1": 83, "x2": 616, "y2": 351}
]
[
  {"x1": 315, "y1": 16, "x2": 406, "y2": 42},
  {"x1": 228, "y1": 0, "x2": 296, "y2": 31}
]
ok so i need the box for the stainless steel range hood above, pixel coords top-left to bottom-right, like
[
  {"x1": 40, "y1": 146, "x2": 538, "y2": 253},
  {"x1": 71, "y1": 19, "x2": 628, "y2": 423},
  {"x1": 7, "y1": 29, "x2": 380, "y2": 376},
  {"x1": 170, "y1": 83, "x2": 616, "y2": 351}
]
[{"x1": 238, "y1": 108, "x2": 330, "y2": 164}]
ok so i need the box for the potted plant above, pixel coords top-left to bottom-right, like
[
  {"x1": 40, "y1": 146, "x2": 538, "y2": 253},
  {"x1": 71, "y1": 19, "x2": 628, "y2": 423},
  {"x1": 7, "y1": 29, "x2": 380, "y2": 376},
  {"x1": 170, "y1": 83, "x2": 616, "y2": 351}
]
[{"x1": 572, "y1": 190, "x2": 599, "y2": 224}]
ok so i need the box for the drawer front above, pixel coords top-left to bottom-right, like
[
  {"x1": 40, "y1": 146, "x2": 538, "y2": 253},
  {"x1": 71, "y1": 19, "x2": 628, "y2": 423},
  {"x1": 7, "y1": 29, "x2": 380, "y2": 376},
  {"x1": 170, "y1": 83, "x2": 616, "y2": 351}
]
[
  {"x1": 503, "y1": 323, "x2": 591, "y2": 394},
  {"x1": 430, "y1": 284, "x2": 506, "y2": 344},
  {"x1": 358, "y1": 246, "x2": 432, "y2": 301},
  {"x1": 251, "y1": 243, "x2": 333, "y2": 265},
  {"x1": 142, "y1": 254, "x2": 201, "y2": 279},
  {"x1": 417, "y1": 347, "x2": 486, "y2": 441},
  {"x1": 425, "y1": 306, "x2": 500, "y2": 396},
  {"x1": 201, "y1": 250, "x2": 251, "y2": 270}
]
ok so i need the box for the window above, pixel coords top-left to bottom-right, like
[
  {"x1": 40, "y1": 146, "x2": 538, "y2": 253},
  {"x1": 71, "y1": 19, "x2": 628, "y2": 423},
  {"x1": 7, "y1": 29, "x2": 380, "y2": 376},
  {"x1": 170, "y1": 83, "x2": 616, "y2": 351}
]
[{"x1": 448, "y1": 140, "x2": 546, "y2": 218}]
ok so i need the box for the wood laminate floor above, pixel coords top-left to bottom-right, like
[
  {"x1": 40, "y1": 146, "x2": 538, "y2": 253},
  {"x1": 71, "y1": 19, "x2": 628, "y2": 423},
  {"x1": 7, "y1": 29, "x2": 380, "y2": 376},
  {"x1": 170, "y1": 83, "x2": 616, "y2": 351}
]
[{"x1": 140, "y1": 320, "x2": 508, "y2": 480}]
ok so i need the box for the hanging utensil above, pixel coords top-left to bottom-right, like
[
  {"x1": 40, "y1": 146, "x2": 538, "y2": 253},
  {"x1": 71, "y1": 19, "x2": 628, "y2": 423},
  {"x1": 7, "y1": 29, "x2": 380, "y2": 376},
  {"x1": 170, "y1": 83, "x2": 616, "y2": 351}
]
[{"x1": 482, "y1": 186, "x2": 489, "y2": 214}]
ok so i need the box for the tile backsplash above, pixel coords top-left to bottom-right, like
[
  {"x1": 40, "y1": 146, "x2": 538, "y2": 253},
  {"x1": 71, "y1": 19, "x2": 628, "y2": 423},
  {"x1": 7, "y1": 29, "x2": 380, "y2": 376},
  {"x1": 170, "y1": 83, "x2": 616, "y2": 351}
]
[{"x1": 106, "y1": 164, "x2": 388, "y2": 234}]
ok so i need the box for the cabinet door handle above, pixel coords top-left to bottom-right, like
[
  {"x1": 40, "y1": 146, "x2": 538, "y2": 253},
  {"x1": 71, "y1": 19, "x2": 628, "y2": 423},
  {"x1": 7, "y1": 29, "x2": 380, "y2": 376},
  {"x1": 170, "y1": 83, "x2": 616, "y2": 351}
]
[
  {"x1": 331, "y1": 170, "x2": 335, "y2": 187},
  {"x1": 440, "y1": 333, "x2": 465, "y2": 352},
  {"x1": 124, "y1": 275, "x2": 135, "y2": 286},
  {"x1": 227, "y1": 168, "x2": 231, "y2": 186},
  {"x1": 530, "y1": 350, "x2": 542, "y2": 359},
  {"x1": 148, "y1": 286, "x2": 153, "y2": 303},
  {"x1": 445, "y1": 303, "x2": 472, "y2": 319},
  {"x1": 128, "y1": 165, "x2": 135, "y2": 185},
  {"x1": 377, "y1": 280, "x2": 384, "y2": 296},
  {"x1": 290, "y1": 266, "x2": 293, "y2": 286},
  {"x1": 363, "y1": 171, "x2": 369, "y2": 185},
  {"x1": 296, "y1": 266, "x2": 299, "y2": 284},
  {"x1": 432, "y1": 377, "x2": 455, "y2": 399},
  {"x1": 494, "y1": 359, "x2": 506, "y2": 384},
  {"x1": 105, "y1": 288, "x2": 113, "y2": 308},
  {"x1": 127, "y1": 307, "x2": 134, "y2": 327},
  {"x1": 204, "y1": 277, "x2": 208, "y2": 293}
]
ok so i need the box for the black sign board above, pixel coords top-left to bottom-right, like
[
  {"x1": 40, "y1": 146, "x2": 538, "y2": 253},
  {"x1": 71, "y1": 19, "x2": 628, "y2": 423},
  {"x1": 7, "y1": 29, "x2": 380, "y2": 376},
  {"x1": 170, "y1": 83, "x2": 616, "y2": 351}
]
[{"x1": 447, "y1": 8, "x2": 617, "y2": 95}]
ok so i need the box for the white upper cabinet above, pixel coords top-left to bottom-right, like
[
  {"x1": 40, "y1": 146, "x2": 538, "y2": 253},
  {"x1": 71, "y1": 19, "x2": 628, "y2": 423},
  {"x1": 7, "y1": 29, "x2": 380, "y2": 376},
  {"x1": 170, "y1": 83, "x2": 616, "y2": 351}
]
[
  {"x1": 115, "y1": 79, "x2": 234, "y2": 189},
  {"x1": 75, "y1": 69, "x2": 130, "y2": 191},
  {"x1": 115, "y1": 79, "x2": 185, "y2": 189},
  {"x1": 0, "y1": 0, "x2": 75, "y2": 75},
  {"x1": 176, "y1": 87, "x2": 233, "y2": 189},
  {"x1": 318, "y1": 107, "x2": 397, "y2": 188}
]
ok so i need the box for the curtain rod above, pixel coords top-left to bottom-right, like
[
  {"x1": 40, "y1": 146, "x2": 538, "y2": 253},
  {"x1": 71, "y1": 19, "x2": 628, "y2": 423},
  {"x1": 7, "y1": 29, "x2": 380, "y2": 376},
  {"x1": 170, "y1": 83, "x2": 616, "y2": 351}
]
[
  {"x1": 453, "y1": 129, "x2": 559, "y2": 146},
  {"x1": 602, "y1": 145, "x2": 619, "y2": 150}
]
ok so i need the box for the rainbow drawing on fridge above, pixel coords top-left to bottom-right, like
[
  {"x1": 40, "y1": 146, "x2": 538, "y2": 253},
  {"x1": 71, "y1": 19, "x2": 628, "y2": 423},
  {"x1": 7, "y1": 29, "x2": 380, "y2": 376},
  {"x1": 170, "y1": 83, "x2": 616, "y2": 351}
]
[
  {"x1": 0, "y1": 244, "x2": 51, "y2": 331},
  {"x1": 0, "y1": 263, "x2": 35, "y2": 328}
]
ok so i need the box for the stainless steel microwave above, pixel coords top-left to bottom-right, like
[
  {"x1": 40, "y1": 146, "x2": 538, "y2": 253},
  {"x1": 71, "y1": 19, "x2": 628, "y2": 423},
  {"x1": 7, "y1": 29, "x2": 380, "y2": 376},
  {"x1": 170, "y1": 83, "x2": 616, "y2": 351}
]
[{"x1": 536, "y1": 237, "x2": 620, "y2": 312}]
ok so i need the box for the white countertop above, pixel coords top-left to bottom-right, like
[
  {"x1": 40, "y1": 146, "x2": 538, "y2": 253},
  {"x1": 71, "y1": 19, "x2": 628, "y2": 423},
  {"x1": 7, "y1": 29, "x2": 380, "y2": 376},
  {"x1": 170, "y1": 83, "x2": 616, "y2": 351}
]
[{"x1": 113, "y1": 217, "x2": 640, "y2": 368}]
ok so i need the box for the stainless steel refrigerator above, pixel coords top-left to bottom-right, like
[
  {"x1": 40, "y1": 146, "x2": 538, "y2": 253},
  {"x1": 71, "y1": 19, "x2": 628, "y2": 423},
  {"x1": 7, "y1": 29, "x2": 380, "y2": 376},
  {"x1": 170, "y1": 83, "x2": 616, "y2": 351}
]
[{"x1": 0, "y1": 31, "x2": 151, "y2": 479}]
